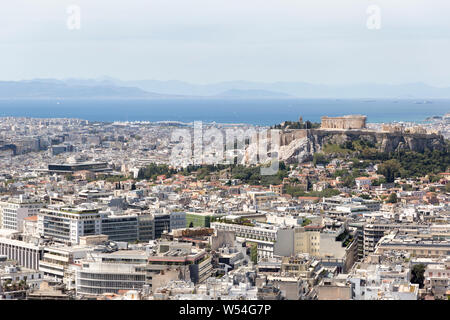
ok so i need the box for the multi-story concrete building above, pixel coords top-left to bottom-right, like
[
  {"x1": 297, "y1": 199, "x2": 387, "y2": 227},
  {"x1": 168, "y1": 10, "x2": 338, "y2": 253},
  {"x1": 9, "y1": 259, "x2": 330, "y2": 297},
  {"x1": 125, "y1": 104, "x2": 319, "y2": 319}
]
[
  {"x1": 211, "y1": 222, "x2": 277, "y2": 260},
  {"x1": 75, "y1": 250, "x2": 149, "y2": 296},
  {"x1": 0, "y1": 231, "x2": 43, "y2": 270},
  {"x1": 100, "y1": 214, "x2": 139, "y2": 243},
  {"x1": 169, "y1": 211, "x2": 186, "y2": 231},
  {"x1": 363, "y1": 223, "x2": 424, "y2": 257},
  {"x1": 0, "y1": 195, "x2": 43, "y2": 232},
  {"x1": 273, "y1": 226, "x2": 321, "y2": 257},
  {"x1": 75, "y1": 242, "x2": 212, "y2": 297},
  {"x1": 424, "y1": 258, "x2": 450, "y2": 299},
  {"x1": 363, "y1": 223, "x2": 390, "y2": 257},
  {"x1": 151, "y1": 211, "x2": 186, "y2": 239},
  {"x1": 39, "y1": 245, "x2": 89, "y2": 280},
  {"x1": 274, "y1": 224, "x2": 357, "y2": 273},
  {"x1": 153, "y1": 212, "x2": 171, "y2": 239},
  {"x1": 348, "y1": 222, "x2": 365, "y2": 261},
  {"x1": 100, "y1": 212, "x2": 156, "y2": 242},
  {"x1": 38, "y1": 205, "x2": 157, "y2": 244},
  {"x1": 137, "y1": 214, "x2": 155, "y2": 241},
  {"x1": 37, "y1": 205, "x2": 103, "y2": 244},
  {"x1": 375, "y1": 233, "x2": 450, "y2": 258},
  {"x1": 47, "y1": 160, "x2": 110, "y2": 174},
  {"x1": 148, "y1": 244, "x2": 213, "y2": 285}
]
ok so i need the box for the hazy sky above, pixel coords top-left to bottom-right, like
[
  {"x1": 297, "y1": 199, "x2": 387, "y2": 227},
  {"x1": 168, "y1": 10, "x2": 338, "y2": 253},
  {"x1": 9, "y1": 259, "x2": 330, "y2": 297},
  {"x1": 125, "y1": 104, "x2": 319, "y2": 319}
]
[{"x1": 1, "y1": 0, "x2": 449, "y2": 86}]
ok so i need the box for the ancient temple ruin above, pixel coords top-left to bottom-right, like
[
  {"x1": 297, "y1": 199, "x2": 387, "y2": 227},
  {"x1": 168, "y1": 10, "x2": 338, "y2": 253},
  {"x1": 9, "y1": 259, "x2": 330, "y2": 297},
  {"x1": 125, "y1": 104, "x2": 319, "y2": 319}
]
[{"x1": 320, "y1": 115, "x2": 367, "y2": 130}]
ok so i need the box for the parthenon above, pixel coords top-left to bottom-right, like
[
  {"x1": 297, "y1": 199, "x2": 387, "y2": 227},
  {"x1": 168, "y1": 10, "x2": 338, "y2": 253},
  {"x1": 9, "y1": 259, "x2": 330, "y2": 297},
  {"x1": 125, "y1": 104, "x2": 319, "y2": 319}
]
[{"x1": 320, "y1": 115, "x2": 367, "y2": 130}]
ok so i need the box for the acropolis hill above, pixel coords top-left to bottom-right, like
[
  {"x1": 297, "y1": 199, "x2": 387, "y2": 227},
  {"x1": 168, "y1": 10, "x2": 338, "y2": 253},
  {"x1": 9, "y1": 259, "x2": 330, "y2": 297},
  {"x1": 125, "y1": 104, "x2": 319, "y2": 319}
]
[{"x1": 245, "y1": 115, "x2": 446, "y2": 164}]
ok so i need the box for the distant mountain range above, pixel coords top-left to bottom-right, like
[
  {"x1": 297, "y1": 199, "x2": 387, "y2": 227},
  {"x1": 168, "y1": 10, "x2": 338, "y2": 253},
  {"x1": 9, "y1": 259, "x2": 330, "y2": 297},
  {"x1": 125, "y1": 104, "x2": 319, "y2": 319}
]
[
  {"x1": 0, "y1": 79, "x2": 174, "y2": 99},
  {"x1": 1, "y1": 78, "x2": 450, "y2": 99},
  {"x1": 214, "y1": 89, "x2": 291, "y2": 98}
]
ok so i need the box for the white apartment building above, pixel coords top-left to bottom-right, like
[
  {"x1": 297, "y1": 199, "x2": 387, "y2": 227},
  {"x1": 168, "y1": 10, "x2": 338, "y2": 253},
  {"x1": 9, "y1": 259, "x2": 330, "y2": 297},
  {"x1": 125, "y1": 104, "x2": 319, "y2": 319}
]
[
  {"x1": 75, "y1": 252, "x2": 148, "y2": 296},
  {"x1": 0, "y1": 231, "x2": 43, "y2": 270},
  {"x1": 211, "y1": 222, "x2": 277, "y2": 260},
  {"x1": 39, "y1": 245, "x2": 89, "y2": 280},
  {"x1": 37, "y1": 205, "x2": 103, "y2": 244},
  {"x1": 75, "y1": 244, "x2": 212, "y2": 296},
  {"x1": 0, "y1": 195, "x2": 43, "y2": 232}
]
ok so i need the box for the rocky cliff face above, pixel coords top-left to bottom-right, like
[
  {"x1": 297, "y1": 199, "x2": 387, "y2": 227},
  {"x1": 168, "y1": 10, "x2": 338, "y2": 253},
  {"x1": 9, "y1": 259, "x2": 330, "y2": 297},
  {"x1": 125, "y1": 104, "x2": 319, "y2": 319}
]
[{"x1": 243, "y1": 129, "x2": 446, "y2": 164}]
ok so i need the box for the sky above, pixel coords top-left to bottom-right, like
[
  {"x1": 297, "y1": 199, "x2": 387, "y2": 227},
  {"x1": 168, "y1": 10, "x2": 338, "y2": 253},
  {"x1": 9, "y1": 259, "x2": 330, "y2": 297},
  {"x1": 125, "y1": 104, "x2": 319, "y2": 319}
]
[{"x1": 0, "y1": 0, "x2": 449, "y2": 86}]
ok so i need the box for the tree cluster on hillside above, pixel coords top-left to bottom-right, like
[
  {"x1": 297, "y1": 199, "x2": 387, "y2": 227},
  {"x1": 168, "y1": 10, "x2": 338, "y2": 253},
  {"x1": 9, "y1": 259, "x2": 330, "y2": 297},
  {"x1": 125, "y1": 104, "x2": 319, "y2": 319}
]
[
  {"x1": 230, "y1": 162, "x2": 288, "y2": 186},
  {"x1": 180, "y1": 164, "x2": 229, "y2": 176},
  {"x1": 316, "y1": 139, "x2": 449, "y2": 180},
  {"x1": 374, "y1": 149, "x2": 449, "y2": 181},
  {"x1": 284, "y1": 185, "x2": 340, "y2": 198},
  {"x1": 137, "y1": 163, "x2": 177, "y2": 180},
  {"x1": 271, "y1": 120, "x2": 320, "y2": 130},
  {"x1": 377, "y1": 159, "x2": 401, "y2": 183}
]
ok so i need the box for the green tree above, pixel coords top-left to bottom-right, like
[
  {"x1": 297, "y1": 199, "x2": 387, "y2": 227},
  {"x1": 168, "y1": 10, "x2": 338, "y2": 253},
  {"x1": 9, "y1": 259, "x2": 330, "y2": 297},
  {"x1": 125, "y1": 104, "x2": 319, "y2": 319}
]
[
  {"x1": 371, "y1": 177, "x2": 386, "y2": 186},
  {"x1": 377, "y1": 159, "x2": 401, "y2": 183},
  {"x1": 410, "y1": 264, "x2": 426, "y2": 288},
  {"x1": 313, "y1": 153, "x2": 328, "y2": 166},
  {"x1": 138, "y1": 163, "x2": 177, "y2": 180},
  {"x1": 342, "y1": 175, "x2": 355, "y2": 188},
  {"x1": 386, "y1": 193, "x2": 398, "y2": 203},
  {"x1": 301, "y1": 218, "x2": 312, "y2": 227},
  {"x1": 250, "y1": 243, "x2": 258, "y2": 264}
]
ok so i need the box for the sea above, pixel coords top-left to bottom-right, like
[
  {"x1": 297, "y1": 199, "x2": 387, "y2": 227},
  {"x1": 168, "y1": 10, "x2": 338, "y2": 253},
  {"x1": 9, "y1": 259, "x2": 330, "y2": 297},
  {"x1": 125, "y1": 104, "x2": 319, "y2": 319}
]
[{"x1": 0, "y1": 98, "x2": 448, "y2": 126}]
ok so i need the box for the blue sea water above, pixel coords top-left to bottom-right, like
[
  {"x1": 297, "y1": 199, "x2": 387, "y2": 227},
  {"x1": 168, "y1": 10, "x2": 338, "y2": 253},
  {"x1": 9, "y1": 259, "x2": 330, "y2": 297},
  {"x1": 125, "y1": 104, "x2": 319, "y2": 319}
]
[{"x1": 0, "y1": 98, "x2": 448, "y2": 126}]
